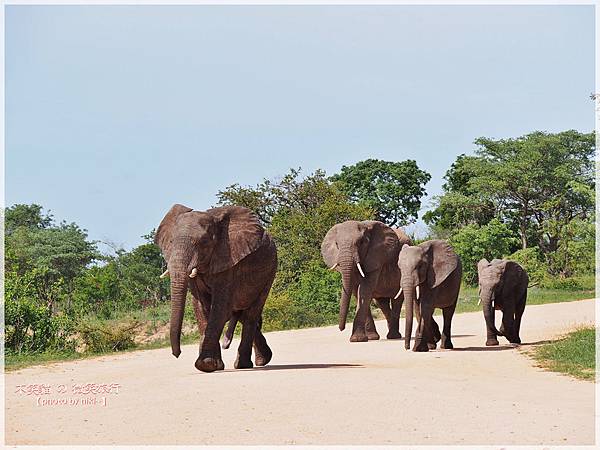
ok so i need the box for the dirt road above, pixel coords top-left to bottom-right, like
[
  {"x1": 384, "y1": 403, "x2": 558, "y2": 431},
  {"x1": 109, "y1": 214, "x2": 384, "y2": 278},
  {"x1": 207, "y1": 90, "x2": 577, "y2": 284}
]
[{"x1": 5, "y1": 299, "x2": 596, "y2": 446}]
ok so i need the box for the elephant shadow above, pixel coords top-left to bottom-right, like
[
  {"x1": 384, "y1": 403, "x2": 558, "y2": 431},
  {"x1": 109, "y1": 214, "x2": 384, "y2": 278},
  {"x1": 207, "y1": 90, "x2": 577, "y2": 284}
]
[
  {"x1": 255, "y1": 363, "x2": 364, "y2": 371},
  {"x1": 212, "y1": 363, "x2": 364, "y2": 373},
  {"x1": 453, "y1": 339, "x2": 555, "y2": 352}
]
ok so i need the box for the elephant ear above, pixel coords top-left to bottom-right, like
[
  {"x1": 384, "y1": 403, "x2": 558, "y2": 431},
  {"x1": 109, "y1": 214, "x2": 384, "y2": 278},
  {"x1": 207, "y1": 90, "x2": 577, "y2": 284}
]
[
  {"x1": 206, "y1": 206, "x2": 265, "y2": 274},
  {"x1": 420, "y1": 240, "x2": 459, "y2": 289},
  {"x1": 321, "y1": 225, "x2": 340, "y2": 269},
  {"x1": 155, "y1": 204, "x2": 193, "y2": 262},
  {"x1": 393, "y1": 228, "x2": 412, "y2": 246},
  {"x1": 363, "y1": 221, "x2": 400, "y2": 272},
  {"x1": 477, "y1": 258, "x2": 490, "y2": 274}
]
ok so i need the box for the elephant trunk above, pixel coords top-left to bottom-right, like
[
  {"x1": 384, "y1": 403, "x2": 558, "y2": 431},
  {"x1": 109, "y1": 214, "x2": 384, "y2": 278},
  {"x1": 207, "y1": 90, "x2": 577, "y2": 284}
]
[
  {"x1": 338, "y1": 248, "x2": 356, "y2": 331},
  {"x1": 168, "y1": 254, "x2": 193, "y2": 358},
  {"x1": 481, "y1": 289, "x2": 502, "y2": 337},
  {"x1": 403, "y1": 282, "x2": 416, "y2": 350}
]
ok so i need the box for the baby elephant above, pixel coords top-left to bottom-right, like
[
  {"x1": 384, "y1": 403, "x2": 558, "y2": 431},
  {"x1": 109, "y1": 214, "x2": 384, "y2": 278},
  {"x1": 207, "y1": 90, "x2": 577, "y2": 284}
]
[{"x1": 477, "y1": 259, "x2": 528, "y2": 346}]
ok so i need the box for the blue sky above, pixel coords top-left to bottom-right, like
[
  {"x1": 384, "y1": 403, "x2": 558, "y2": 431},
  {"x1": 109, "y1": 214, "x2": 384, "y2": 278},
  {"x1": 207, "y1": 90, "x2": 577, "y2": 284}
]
[{"x1": 6, "y1": 5, "x2": 595, "y2": 251}]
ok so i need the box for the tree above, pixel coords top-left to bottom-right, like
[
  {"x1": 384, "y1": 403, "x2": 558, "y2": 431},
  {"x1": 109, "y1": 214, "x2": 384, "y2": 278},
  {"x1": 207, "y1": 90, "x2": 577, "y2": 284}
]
[
  {"x1": 218, "y1": 168, "x2": 373, "y2": 288},
  {"x1": 449, "y1": 219, "x2": 520, "y2": 285},
  {"x1": 423, "y1": 155, "x2": 496, "y2": 233},
  {"x1": 472, "y1": 130, "x2": 594, "y2": 254},
  {"x1": 331, "y1": 159, "x2": 431, "y2": 226},
  {"x1": 426, "y1": 131, "x2": 595, "y2": 275},
  {"x1": 6, "y1": 218, "x2": 99, "y2": 311},
  {"x1": 5, "y1": 203, "x2": 53, "y2": 235}
]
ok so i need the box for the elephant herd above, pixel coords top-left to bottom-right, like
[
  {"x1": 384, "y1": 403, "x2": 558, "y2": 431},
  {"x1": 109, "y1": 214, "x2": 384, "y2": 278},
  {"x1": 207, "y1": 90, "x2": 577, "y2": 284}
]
[{"x1": 155, "y1": 204, "x2": 528, "y2": 372}]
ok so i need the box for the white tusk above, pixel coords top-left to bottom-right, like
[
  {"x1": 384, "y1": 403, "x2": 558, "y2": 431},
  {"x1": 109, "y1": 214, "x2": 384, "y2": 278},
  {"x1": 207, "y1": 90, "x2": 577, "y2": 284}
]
[
  {"x1": 357, "y1": 262, "x2": 365, "y2": 278},
  {"x1": 416, "y1": 285, "x2": 420, "y2": 300},
  {"x1": 189, "y1": 268, "x2": 198, "y2": 278},
  {"x1": 159, "y1": 269, "x2": 169, "y2": 279},
  {"x1": 329, "y1": 263, "x2": 338, "y2": 270},
  {"x1": 477, "y1": 298, "x2": 481, "y2": 306},
  {"x1": 394, "y1": 287, "x2": 403, "y2": 300}
]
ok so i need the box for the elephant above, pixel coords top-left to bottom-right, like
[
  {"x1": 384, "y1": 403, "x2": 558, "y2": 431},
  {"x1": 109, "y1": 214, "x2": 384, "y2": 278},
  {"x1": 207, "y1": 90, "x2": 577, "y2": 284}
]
[
  {"x1": 477, "y1": 258, "x2": 528, "y2": 346},
  {"x1": 397, "y1": 240, "x2": 462, "y2": 352},
  {"x1": 155, "y1": 204, "x2": 277, "y2": 372},
  {"x1": 321, "y1": 220, "x2": 409, "y2": 342}
]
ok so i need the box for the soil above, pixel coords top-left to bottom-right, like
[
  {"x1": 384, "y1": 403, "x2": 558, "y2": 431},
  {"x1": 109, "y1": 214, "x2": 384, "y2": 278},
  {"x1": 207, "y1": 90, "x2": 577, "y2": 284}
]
[{"x1": 5, "y1": 299, "x2": 595, "y2": 445}]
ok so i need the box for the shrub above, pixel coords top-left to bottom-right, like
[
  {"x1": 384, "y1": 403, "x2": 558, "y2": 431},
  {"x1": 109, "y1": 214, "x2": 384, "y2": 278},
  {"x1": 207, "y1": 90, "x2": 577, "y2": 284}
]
[
  {"x1": 507, "y1": 247, "x2": 548, "y2": 285},
  {"x1": 76, "y1": 319, "x2": 142, "y2": 353},
  {"x1": 449, "y1": 219, "x2": 519, "y2": 285},
  {"x1": 5, "y1": 296, "x2": 74, "y2": 353}
]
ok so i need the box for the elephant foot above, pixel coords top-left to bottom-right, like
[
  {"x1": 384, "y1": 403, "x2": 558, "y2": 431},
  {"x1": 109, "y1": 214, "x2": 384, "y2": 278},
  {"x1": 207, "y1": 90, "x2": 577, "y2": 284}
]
[
  {"x1": 367, "y1": 332, "x2": 380, "y2": 340},
  {"x1": 195, "y1": 357, "x2": 225, "y2": 373},
  {"x1": 441, "y1": 339, "x2": 454, "y2": 350},
  {"x1": 255, "y1": 347, "x2": 272, "y2": 367},
  {"x1": 486, "y1": 338, "x2": 500, "y2": 346},
  {"x1": 386, "y1": 331, "x2": 402, "y2": 340},
  {"x1": 234, "y1": 357, "x2": 253, "y2": 369},
  {"x1": 413, "y1": 340, "x2": 430, "y2": 352},
  {"x1": 427, "y1": 342, "x2": 437, "y2": 350},
  {"x1": 350, "y1": 333, "x2": 369, "y2": 343},
  {"x1": 508, "y1": 336, "x2": 521, "y2": 344}
]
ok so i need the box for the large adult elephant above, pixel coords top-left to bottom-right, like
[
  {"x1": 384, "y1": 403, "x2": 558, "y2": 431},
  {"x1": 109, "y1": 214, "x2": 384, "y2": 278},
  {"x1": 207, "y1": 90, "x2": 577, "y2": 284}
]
[
  {"x1": 321, "y1": 220, "x2": 407, "y2": 342},
  {"x1": 397, "y1": 240, "x2": 462, "y2": 352},
  {"x1": 155, "y1": 204, "x2": 277, "y2": 372},
  {"x1": 477, "y1": 258, "x2": 528, "y2": 346}
]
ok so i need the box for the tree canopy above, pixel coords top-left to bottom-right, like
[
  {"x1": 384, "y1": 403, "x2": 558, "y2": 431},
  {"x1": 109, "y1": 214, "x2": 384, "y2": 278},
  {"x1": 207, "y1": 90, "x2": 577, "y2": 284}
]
[
  {"x1": 425, "y1": 130, "x2": 595, "y2": 276},
  {"x1": 331, "y1": 159, "x2": 431, "y2": 227}
]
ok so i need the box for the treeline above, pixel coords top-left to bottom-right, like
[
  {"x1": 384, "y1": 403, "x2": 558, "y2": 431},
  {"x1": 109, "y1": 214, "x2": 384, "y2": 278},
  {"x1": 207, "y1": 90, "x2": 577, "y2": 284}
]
[
  {"x1": 423, "y1": 130, "x2": 595, "y2": 285},
  {"x1": 5, "y1": 129, "x2": 595, "y2": 356}
]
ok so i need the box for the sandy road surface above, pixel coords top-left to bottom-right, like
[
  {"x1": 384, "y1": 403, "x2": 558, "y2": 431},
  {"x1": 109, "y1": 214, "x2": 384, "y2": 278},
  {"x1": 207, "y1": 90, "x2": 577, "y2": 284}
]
[{"x1": 5, "y1": 299, "x2": 596, "y2": 446}]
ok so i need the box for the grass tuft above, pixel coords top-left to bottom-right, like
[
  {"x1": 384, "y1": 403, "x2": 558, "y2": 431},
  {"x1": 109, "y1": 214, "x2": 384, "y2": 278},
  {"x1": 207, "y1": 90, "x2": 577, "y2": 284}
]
[{"x1": 530, "y1": 327, "x2": 596, "y2": 381}]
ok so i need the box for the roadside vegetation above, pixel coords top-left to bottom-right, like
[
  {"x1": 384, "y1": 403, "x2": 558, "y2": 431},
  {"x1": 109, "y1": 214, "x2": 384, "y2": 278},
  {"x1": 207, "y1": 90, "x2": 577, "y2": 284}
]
[
  {"x1": 529, "y1": 327, "x2": 596, "y2": 381},
  {"x1": 5, "y1": 130, "x2": 595, "y2": 370}
]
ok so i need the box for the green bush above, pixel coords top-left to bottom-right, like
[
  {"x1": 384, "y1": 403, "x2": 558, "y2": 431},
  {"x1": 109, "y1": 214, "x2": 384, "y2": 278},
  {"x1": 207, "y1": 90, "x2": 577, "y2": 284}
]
[
  {"x1": 539, "y1": 275, "x2": 595, "y2": 291},
  {"x1": 449, "y1": 218, "x2": 520, "y2": 285},
  {"x1": 288, "y1": 262, "x2": 341, "y2": 322},
  {"x1": 76, "y1": 319, "x2": 142, "y2": 353},
  {"x1": 507, "y1": 247, "x2": 548, "y2": 285},
  {"x1": 5, "y1": 296, "x2": 74, "y2": 353}
]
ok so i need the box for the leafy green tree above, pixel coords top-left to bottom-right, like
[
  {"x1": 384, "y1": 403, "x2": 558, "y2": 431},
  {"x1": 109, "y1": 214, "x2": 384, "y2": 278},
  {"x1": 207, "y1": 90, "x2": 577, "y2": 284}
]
[
  {"x1": 5, "y1": 211, "x2": 99, "y2": 312},
  {"x1": 449, "y1": 219, "x2": 520, "y2": 285},
  {"x1": 331, "y1": 159, "x2": 431, "y2": 226},
  {"x1": 5, "y1": 203, "x2": 53, "y2": 235},
  {"x1": 423, "y1": 155, "x2": 496, "y2": 233},
  {"x1": 218, "y1": 168, "x2": 372, "y2": 285},
  {"x1": 426, "y1": 131, "x2": 595, "y2": 275},
  {"x1": 471, "y1": 130, "x2": 594, "y2": 253}
]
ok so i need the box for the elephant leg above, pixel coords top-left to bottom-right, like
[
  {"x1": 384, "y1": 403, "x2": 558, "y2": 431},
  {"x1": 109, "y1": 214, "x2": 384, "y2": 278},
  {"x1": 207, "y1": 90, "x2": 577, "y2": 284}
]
[
  {"x1": 221, "y1": 312, "x2": 240, "y2": 349},
  {"x1": 189, "y1": 281, "x2": 210, "y2": 336},
  {"x1": 350, "y1": 283, "x2": 374, "y2": 342},
  {"x1": 365, "y1": 305, "x2": 380, "y2": 340},
  {"x1": 427, "y1": 317, "x2": 441, "y2": 349},
  {"x1": 253, "y1": 317, "x2": 272, "y2": 367},
  {"x1": 513, "y1": 296, "x2": 526, "y2": 344},
  {"x1": 375, "y1": 298, "x2": 402, "y2": 339},
  {"x1": 413, "y1": 301, "x2": 433, "y2": 352},
  {"x1": 192, "y1": 297, "x2": 209, "y2": 336},
  {"x1": 235, "y1": 313, "x2": 257, "y2": 369},
  {"x1": 440, "y1": 303, "x2": 456, "y2": 349},
  {"x1": 501, "y1": 303, "x2": 519, "y2": 344},
  {"x1": 196, "y1": 300, "x2": 228, "y2": 373}
]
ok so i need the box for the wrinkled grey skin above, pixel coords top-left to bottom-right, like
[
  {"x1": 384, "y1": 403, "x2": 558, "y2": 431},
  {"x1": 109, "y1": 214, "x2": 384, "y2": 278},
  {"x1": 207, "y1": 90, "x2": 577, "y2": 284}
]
[
  {"x1": 155, "y1": 204, "x2": 277, "y2": 372},
  {"x1": 398, "y1": 240, "x2": 462, "y2": 352},
  {"x1": 477, "y1": 258, "x2": 528, "y2": 346},
  {"x1": 321, "y1": 221, "x2": 408, "y2": 342}
]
